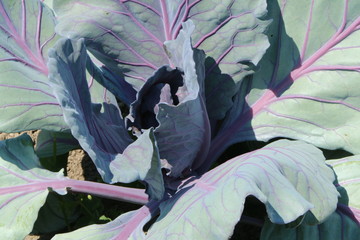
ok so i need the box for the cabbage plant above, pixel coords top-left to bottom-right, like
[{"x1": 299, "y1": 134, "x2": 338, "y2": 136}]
[{"x1": 0, "y1": 0, "x2": 359, "y2": 239}]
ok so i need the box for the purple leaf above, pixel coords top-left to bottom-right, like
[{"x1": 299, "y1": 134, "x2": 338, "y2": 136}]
[
  {"x1": 48, "y1": 38, "x2": 132, "y2": 182},
  {"x1": 130, "y1": 22, "x2": 211, "y2": 177},
  {"x1": 49, "y1": 38, "x2": 164, "y2": 200}
]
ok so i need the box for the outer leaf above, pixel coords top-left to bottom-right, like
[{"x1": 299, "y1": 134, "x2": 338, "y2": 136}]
[
  {"x1": 48, "y1": 37, "x2": 132, "y2": 182},
  {"x1": 0, "y1": 134, "x2": 150, "y2": 239},
  {"x1": 0, "y1": 134, "x2": 68, "y2": 239},
  {"x1": 328, "y1": 157, "x2": 360, "y2": 224},
  {"x1": 53, "y1": 0, "x2": 270, "y2": 119},
  {"x1": 143, "y1": 140, "x2": 338, "y2": 240},
  {"x1": 260, "y1": 156, "x2": 360, "y2": 240},
  {"x1": 0, "y1": 0, "x2": 67, "y2": 132},
  {"x1": 210, "y1": 0, "x2": 360, "y2": 163}
]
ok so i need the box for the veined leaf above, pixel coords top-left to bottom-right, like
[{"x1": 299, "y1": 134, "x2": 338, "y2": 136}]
[
  {"x1": 53, "y1": 0, "x2": 269, "y2": 87},
  {"x1": 48, "y1": 38, "x2": 164, "y2": 199},
  {"x1": 260, "y1": 156, "x2": 360, "y2": 240},
  {"x1": 0, "y1": 134, "x2": 150, "y2": 239},
  {"x1": 328, "y1": 157, "x2": 360, "y2": 224},
  {"x1": 53, "y1": 0, "x2": 270, "y2": 119},
  {"x1": 0, "y1": 0, "x2": 67, "y2": 132},
  {"x1": 211, "y1": 0, "x2": 360, "y2": 162},
  {"x1": 130, "y1": 21, "x2": 211, "y2": 177},
  {"x1": 48, "y1": 38, "x2": 132, "y2": 182},
  {"x1": 35, "y1": 50, "x2": 122, "y2": 159},
  {"x1": 0, "y1": 134, "x2": 68, "y2": 239},
  {"x1": 142, "y1": 140, "x2": 338, "y2": 240}
]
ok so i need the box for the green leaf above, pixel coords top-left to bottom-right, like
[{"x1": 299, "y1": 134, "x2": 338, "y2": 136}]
[
  {"x1": 35, "y1": 130, "x2": 78, "y2": 159},
  {"x1": 0, "y1": 0, "x2": 67, "y2": 132},
  {"x1": 328, "y1": 156, "x2": 360, "y2": 224},
  {"x1": 215, "y1": 0, "x2": 360, "y2": 158},
  {"x1": 0, "y1": 134, "x2": 68, "y2": 239},
  {"x1": 32, "y1": 193, "x2": 80, "y2": 234},
  {"x1": 260, "y1": 155, "x2": 360, "y2": 240},
  {"x1": 53, "y1": 0, "x2": 270, "y2": 120},
  {"x1": 110, "y1": 129, "x2": 164, "y2": 201},
  {"x1": 143, "y1": 140, "x2": 338, "y2": 240}
]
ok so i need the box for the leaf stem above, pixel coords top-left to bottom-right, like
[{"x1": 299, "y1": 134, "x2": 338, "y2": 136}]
[{"x1": 51, "y1": 179, "x2": 149, "y2": 205}]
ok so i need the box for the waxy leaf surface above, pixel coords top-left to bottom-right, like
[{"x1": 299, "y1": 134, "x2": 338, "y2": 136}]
[
  {"x1": 144, "y1": 140, "x2": 338, "y2": 240},
  {"x1": 36, "y1": 51, "x2": 122, "y2": 159},
  {"x1": 261, "y1": 156, "x2": 360, "y2": 240},
  {"x1": 131, "y1": 21, "x2": 211, "y2": 177},
  {"x1": 0, "y1": 134, "x2": 150, "y2": 239},
  {"x1": 328, "y1": 156, "x2": 360, "y2": 224},
  {"x1": 53, "y1": 0, "x2": 268, "y2": 87},
  {"x1": 110, "y1": 129, "x2": 164, "y2": 200},
  {"x1": 53, "y1": 0, "x2": 270, "y2": 120},
  {"x1": 0, "y1": 0, "x2": 66, "y2": 132},
  {"x1": 213, "y1": 0, "x2": 360, "y2": 160},
  {"x1": 48, "y1": 38, "x2": 164, "y2": 199},
  {"x1": 48, "y1": 38, "x2": 131, "y2": 181},
  {"x1": 0, "y1": 134, "x2": 68, "y2": 239}
]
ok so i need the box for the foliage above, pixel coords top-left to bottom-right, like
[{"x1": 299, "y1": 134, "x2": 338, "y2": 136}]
[{"x1": 0, "y1": 0, "x2": 359, "y2": 239}]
